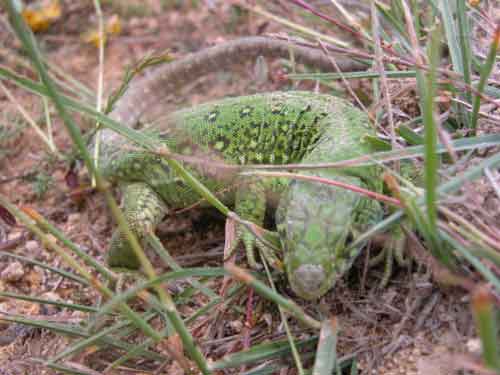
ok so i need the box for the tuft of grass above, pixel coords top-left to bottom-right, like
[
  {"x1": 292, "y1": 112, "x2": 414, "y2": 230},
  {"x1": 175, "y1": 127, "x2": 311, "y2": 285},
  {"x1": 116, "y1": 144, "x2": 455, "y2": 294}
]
[
  {"x1": 29, "y1": 171, "x2": 53, "y2": 199},
  {"x1": 0, "y1": 112, "x2": 26, "y2": 159}
]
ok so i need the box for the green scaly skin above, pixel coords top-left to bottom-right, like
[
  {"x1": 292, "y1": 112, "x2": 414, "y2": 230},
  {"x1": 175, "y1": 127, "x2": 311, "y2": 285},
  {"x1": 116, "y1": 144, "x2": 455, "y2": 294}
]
[{"x1": 97, "y1": 91, "x2": 385, "y2": 300}]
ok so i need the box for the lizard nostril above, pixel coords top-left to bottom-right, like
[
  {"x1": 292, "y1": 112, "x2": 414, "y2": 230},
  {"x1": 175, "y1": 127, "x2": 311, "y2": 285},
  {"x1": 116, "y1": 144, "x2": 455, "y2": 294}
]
[{"x1": 292, "y1": 264, "x2": 326, "y2": 296}]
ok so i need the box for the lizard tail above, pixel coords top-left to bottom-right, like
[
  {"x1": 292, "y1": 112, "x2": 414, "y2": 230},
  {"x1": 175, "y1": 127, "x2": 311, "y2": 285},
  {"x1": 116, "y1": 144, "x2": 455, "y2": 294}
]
[{"x1": 109, "y1": 36, "x2": 365, "y2": 130}]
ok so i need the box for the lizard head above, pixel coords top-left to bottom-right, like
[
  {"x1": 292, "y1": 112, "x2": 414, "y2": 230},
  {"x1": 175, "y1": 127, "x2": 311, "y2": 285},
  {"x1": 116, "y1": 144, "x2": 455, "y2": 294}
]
[{"x1": 276, "y1": 176, "x2": 362, "y2": 300}]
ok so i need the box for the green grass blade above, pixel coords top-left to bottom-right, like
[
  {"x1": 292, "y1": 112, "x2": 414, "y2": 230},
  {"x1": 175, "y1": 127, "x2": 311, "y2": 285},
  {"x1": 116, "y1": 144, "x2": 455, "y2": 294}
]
[
  {"x1": 95, "y1": 268, "x2": 225, "y2": 319},
  {"x1": 421, "y1": 23, "x2": 446, "y2": 262},
  {"x1": 1, "y1": 68, "x2": 234, "y2": 224},
  {"x1": 146, "y1": 234, "x2": 218, "y2": 298},
  {"x1": 312, "y1": 318, "x2": 338, "y2": 375},
  {"x1": 348, "y1": 150, "x2": 500, "y2": 255},
  {"x1": 288, "y1": 70, "x2": 417, "y2": 81},
  {"x1": 31, "y1": 358, "x2": 96, "y2": 375},
  {"x1": 2, "y1": 312, "x2": 165, "y2": 362},
  {"x1": 471, "y1": 26, "x2": 500, "y2": 132},
  {"x1": 245, "y1": 133, "x2": 500, "y2": 171},
  {"x1": 4, "y1": 1, "x2": 97, "y2": 178},
  {"x1": 456, "y1": 0, "x2": 473, "y2": 106},
  {"x1": 397, "y1": 124, "x2": 424, "y2": 145},
  {"x1": 0, "y1": 194, "x2": 164, "y2": 341},
  {"x1": 0, "y1": 250, "x2": 87, "y2": 285},
  {"x1": 350, "y1": 358, "x2": 359, "y2": 375},
  {"x1": 2, "y1": 63, "x2": 497, "y2": 170},
  {"x1": 439, "y1": 231, "x2": 500, "y2": 292},
  {"x1": 243, "y1": 363, "x2": 283, "y2": 375},
  {"x1": 49, "y1": 314, "x2": 162, "y2": 364},
  {"x1": 209, "y1": 337, "x2": 318, "y2": 370},
  {"x1": 30, "y1": 211, "x2": 116, "y2": 282},
  {"x1": 438, "y1": 1, "x2": 463, "y2": 74},
  {"x1": 0, "y1": 291, "x2": 98, "y2": 313},
  {"x1": 3, "y1": 11, "x2": 213, "y2": 372},
  {"x1": 104, "y1": 332, "x2": 164, "y2": 371},
  {"x1": 374, "y1": 1, "x2": 412, "y2": 52}
]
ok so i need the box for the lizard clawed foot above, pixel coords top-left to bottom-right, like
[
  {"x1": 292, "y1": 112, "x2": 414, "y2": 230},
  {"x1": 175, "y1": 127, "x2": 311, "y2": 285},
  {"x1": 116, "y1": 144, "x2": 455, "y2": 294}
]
[
  {"x1": 224, "y1": 218, "x2": 283, "y2": 272},
  {"x1": 369, "y1": 228, "x2": 410, "y2": 288}
]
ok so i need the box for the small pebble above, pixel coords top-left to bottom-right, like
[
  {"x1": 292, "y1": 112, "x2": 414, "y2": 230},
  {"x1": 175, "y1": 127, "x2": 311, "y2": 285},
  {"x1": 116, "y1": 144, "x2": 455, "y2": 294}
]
[
  {"x1": 1, "y1": 261, "x2": 25, "y2": 282},
  {"x1": 26, "y1": 240, "x2": 39, "y2": 252},
  {"x1": 466, "y1": 338, "x2": 481, "y2": 354},
  {"x1": 67, "y1": 213, "x2": 81, "y2": 226},
  {"x1": 42, "y1": 234, "x2": 58, "y2": 251}
]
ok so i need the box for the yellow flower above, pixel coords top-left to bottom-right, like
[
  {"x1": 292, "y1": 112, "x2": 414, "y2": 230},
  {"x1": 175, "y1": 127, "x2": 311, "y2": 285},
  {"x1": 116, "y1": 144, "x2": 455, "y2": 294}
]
[
  {"x1": 82, "y1": 15, "x2": 122, "y2": 48},
  {"x1": 22, "y1": 0, "x2": 61, "y2": 32},
  {"x1": 105, "y1": 15, "x2": 122, "y2": 36},
  {"x1": 82, "y1": 30, "x2": 106, "y2": 49}
]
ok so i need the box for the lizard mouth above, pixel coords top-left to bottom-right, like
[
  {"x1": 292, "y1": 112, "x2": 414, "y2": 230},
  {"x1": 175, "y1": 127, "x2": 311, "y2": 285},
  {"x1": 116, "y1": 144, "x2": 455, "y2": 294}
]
[{"x1": 291, "y1": 264, "x2": 328, "y2": 300}]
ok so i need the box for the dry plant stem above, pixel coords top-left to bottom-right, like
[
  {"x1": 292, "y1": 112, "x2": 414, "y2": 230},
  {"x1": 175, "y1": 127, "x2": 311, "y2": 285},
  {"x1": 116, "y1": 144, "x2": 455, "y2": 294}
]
[
  {"x1": 0, "y1": 171, "x2": 37, "y2": 184},
  {"x1": 0, "y1": 45, "x2": 94, "y2": 101},
  {"x1": 469, "y1": 3, "x2": 496, "y2": 31},
  {"x1": 260, "y1": 257, "x2": 305, "y2": 375},
  {"x1": 467, "y1": 210, "x2": 500, "y2": 244},
  {"x1": 0, "y1": 234, "x2": 25, "y2": 250},
  {"x1": 453, "y1": 356, "x2": 500, "y2": 375},
  {"x1": 283, "y1": 34, "x2": 500, "y2": 112},
  {"x1": 329, "y1": 0, "x2": 372, "y2": 41},
  {"x1": 273, "y1": 33, "x2": 500, "y2": 109},
  {"x1": 145, "y1": 133, "x2": 500, "y2": 180},
  {"x1": 440, "y1": 209, "x2": 500, "y2": 253},
  {"x1": 452, "y1": 98, "x2": 500, "y2": 124},
  {"x1": 225, "y1": 264, "x2": 321, "y2": 330},
  {"x1": 41, "y1": 96, "x2": 55, "y2": 152},
  {"x1": 484, "y1": 167, "x2": 500, "y2": 199},
  {"x1": 92, "y1": 0, "x2": 105, "y2": 185},
  {"x1": 316, "y1": 38, "x2": 371, "y2": 122},
  {"x1": 369, "y1": 80, "x2": 416, "y2": 118},
  {"x1": 437, "y1": 119, "x2": 458, "y2": 163},
  {"x1": 243, "y1": 170, "x2": 402, "y2": 207},
  {"x1": 401, "y1": 0, "x2": 425, "y2": 67},
  {"x1": 0, "y1": 81, "x2": 54, "y2": 152},
  {"x1": 237, "y1": 2, "x2": 349, "y2": 48},
  {"x1": 286, "y1": 0, "x2": 367, "y2": 43}
]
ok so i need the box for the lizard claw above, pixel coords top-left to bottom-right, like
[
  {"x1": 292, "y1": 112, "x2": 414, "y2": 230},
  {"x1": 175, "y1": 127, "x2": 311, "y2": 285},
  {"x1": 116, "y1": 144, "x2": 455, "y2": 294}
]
[
  {"x1": 369, "y1": 227, "x2": 409, "y2": 288},
  {"x1": 225, "y1": 221, "x2": 283, "y2": 272}
]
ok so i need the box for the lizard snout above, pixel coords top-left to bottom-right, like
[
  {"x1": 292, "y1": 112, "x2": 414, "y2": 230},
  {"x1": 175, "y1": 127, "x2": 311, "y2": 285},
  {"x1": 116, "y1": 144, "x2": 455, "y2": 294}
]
[{"x1": 291, "y1": 264, "x2": 327, "y2": 300}]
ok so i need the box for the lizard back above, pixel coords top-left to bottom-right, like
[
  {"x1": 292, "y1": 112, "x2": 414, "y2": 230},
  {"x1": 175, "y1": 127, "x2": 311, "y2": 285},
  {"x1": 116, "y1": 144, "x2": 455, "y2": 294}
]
[
  {"x1": 100, "y1": 91, "x2": 377, "y2": 208},
  {"x1": 158, "y1": 91, "x2": 373, "y2": 165}
]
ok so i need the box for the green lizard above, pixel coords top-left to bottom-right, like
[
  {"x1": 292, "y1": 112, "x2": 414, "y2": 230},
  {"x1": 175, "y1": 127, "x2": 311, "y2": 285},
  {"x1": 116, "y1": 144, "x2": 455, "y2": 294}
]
[{"x1": 93, "y1": 37, "x2": 387, "y2": 300}]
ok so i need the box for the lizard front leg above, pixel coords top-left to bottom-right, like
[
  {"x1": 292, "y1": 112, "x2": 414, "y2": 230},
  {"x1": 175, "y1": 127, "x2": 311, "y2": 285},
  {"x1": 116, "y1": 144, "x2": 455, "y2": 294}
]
[
  {"x1": 106, "y1": 182, "x2": 167, "y2": 269},
  {"x1": 227, "y1": 179, "x2": 282, "y2": 271}
]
